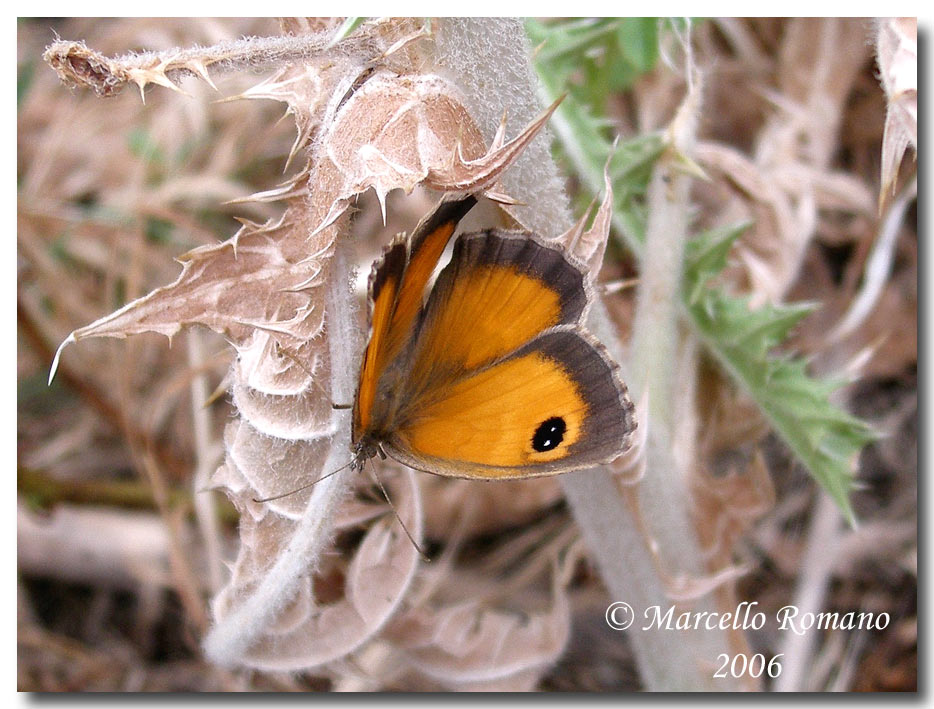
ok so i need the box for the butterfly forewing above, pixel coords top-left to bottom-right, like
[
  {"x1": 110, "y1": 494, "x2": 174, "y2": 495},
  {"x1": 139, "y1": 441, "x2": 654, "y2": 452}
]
[
  {"x1": 354, "y1": 197, "x2": 476, "y2": 441},
  {"x1": 404, "y1": 230, "x2": 589, "y2": 386}
]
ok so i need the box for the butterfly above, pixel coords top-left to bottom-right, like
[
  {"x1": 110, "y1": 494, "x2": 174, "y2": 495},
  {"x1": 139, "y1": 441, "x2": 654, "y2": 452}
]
[{"x1": 351, "y1": 195, "x2": 636, "y2": 479}]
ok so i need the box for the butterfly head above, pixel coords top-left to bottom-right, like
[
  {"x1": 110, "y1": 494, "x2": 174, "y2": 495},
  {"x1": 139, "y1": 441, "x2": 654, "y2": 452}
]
[{"x1": 351, "y1": 437, "x2": 387, "y2": 472}]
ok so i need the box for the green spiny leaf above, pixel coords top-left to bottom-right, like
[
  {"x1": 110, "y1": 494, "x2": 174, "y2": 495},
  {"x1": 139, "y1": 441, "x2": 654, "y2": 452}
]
[
  {"x1": 685, "y1": 230, "x2": 876, "y2": 523},
  {"x1": 683, "y1": 224, "x2": 747, "y2": 303},
  {"x1": 528, "y1": 18, "x2": 663, "y2": 253}
]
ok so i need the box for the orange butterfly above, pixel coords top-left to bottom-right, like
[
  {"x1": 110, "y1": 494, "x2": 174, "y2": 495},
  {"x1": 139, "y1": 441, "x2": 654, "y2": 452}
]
[{"x1": 351, "y1": 195, "x2": 636, "y2": 479}]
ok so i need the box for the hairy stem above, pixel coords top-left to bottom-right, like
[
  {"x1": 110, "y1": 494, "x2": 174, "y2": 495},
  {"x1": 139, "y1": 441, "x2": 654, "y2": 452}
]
[
  {"x1": 627, "y1": 76, "x2": 742, "y2": 688},
  {"x1": 44, "y1": 32, "x2": 342, "y2": 97},
  {"x1": 202, "y1": 242, "x2": 357, "y2": 667}
]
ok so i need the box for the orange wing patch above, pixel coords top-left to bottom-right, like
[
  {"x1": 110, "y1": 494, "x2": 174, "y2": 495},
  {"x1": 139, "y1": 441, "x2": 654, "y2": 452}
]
[
  {"x1": 398, "y1": 349, "x2": 587, "y2": 470},
  {"x1": 354, "y1": 262, "x2": 400, "y2": 435},
  {"x1": 403, "y1": 231, "x2": 589, "y2": 400},
  {"x1": 411, "y1": 264, "x2": 563, "y2": 373}
]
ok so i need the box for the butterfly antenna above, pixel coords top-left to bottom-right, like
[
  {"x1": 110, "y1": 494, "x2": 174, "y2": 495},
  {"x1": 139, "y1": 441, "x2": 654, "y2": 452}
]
[
  {"x1": 252, "y1": 458, "x2": 355, "y2": 503},
  {"x1": 367, "y1": 463, "x2": 430, "y2": 562},
  {"x1": 273, "y1": 343, "x2": 352, "y2": 409}
]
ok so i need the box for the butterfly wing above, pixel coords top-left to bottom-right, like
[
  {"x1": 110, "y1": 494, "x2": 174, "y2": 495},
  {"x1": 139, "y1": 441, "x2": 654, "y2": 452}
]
[
  {"x1": 386, "y1": 230, "x2": 636, "y2": 478},
  {"x1": 354, "y1": 196, "x2": 477, "y2": 439},
  {"x1": 389, "y1": 327, "x2": 635, "y2": 478},
  {"x1": 407, "y1": 229, "x2": 590, "y2": 375}
]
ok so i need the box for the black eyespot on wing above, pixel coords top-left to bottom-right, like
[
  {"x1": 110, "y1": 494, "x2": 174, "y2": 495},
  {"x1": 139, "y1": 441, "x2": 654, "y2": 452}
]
[
  {"x1": 532, "y1": 416, "x2": 567, "y2": 452},
  {"x1": 513, "y1": 328, "x2": 636, "y2": 468}
]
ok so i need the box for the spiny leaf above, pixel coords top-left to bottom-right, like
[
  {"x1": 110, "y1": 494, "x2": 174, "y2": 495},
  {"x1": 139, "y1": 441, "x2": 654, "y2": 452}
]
[
  {"x1": 684, "y1": 227, "x2": 877, "y2": 524},
  {"x1": 683, "y1": 223, "x2": 747, "y2": 303},
  {"x1": 874, "y1": 18, "x2": 917, "y2": 209},
  {"x1": 528, "y1": 21, "x2": 662, "y2": 252}
]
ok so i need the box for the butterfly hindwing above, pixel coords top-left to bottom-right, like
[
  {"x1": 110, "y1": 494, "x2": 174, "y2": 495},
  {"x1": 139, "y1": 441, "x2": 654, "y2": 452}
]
[{"x1": 388, "y1": 327, "x2": 635, "y2": 478}]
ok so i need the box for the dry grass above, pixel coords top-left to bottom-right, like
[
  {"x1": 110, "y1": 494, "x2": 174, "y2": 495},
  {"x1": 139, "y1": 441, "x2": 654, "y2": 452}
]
[{"x1": 17, "y1": 18, "x2": 915, "y2": 691}]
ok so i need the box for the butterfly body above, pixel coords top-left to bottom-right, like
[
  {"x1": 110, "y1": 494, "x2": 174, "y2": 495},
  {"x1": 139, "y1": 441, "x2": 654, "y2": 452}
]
[{"x1": 351, "y1": 196, "x2": 636, "y2": 480}]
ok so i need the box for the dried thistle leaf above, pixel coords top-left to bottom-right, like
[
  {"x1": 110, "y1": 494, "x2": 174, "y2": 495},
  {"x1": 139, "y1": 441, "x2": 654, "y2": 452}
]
[
  {"x1": 386, "y1": 573, "x2": 570, "y2": 687},
  {"x1": 314, "y1": 71, "x2": 560, "y2": 229},
  {"x1": 875, "y1": 17, "x2": 917, "y2": 208},
  {"x1": 51, "y1": 212, "x2": 323, "y2": 362},
  {"x1": 212, "y1": 465, "x2": 422, "y2": 671},
  {"x1": 556, "y1": 160, "x2": 614, "y2": 271}
]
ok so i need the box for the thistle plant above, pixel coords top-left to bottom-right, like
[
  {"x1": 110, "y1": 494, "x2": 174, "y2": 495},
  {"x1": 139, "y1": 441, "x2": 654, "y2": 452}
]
[{"x1": 22, "y1": 17, "x2": 910, "y2": 692}]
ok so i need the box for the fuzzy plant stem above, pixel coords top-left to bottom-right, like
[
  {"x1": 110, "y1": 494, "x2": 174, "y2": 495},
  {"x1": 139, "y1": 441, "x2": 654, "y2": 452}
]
[
  {"x1": 432, "y1": 18, "x2": 739, "y2": 691},
  {"x1": 773, "y1": 491, "x2": 842, "y2": 691},
  {"x1": 627, "y1": 74, "x2": 746, "y2": 688},
  {"x1": 630, "y1": 152, "x2": 739, "y2": 688},
  {"x1": 629, "y1": 138, "x2": 701, "y2": 575},
  {"x1": 203, "y1": 242, "x2": 358, "y2": 667}
]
